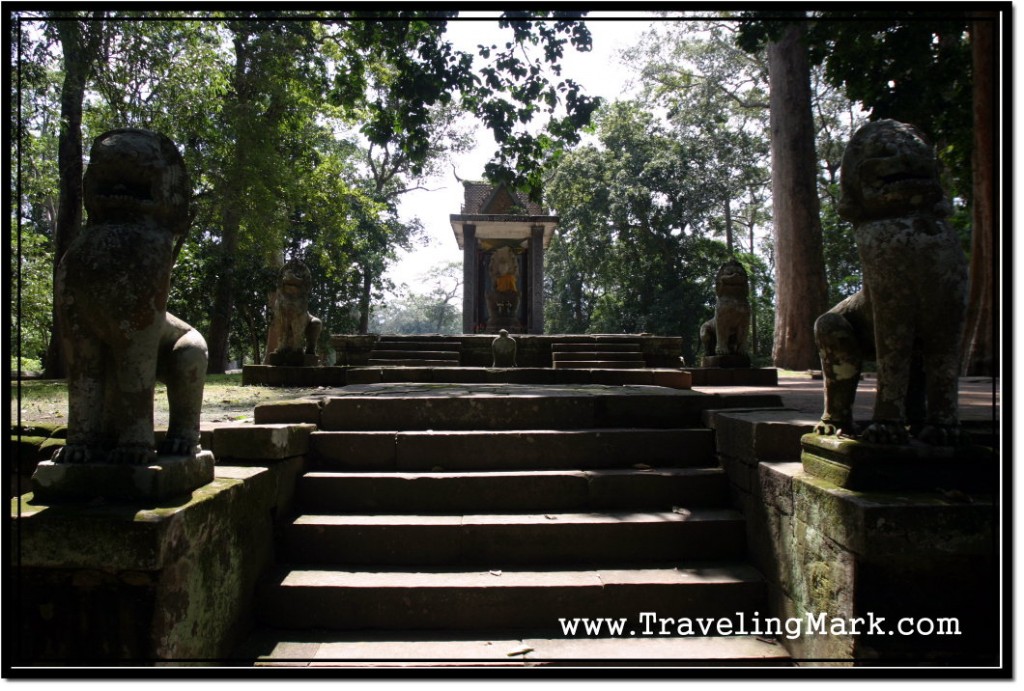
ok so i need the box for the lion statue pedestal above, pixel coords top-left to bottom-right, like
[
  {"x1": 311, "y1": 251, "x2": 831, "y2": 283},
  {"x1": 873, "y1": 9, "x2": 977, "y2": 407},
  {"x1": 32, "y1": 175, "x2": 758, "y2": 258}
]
[
  {"x1": 264, "y1": 260, "x2": 322, "y2": 367},
  {"x1": 699, "y1": 259, "x2": 752, "y2": 368},
  {"x1": 812, "y1": 119, "x2": 968, "y2": 447},
  {"x1": 32, "y1": 128, "x2": 213, "y2": 502}
]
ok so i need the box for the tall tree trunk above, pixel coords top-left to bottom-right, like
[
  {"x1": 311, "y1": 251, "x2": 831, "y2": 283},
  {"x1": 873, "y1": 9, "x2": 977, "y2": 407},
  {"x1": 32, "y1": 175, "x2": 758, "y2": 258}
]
[
  {"x1": 767, "y1": 23, "x2": 829, "y2": 370},
  {"x1": 724, "y1": 200, "x2": 733, "y2": 253},
  {"x1": 358, "y1": 267, "x2": 372, "y2": 334},
  {"x1": 206, "y1": 205, "x2": 240, "y2": 373},
  {"x1": 206, "y1": 28, "x2": 251, "y2": 373},
  {"x1": 961, "y1": 17, "x2": 997, "y2": 376},
  {"x1": 42, "y1": 14, "x2": 103, "y2": 379}
]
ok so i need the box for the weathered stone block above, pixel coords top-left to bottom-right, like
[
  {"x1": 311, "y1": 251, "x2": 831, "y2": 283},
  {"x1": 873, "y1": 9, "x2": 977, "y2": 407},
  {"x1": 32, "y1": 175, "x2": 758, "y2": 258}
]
[
  {"x1": 253, "y1": 398, "x2": 322, "y2": 426},
  {"x1": 346, "y1": 368, "x2": 383, "y2": 385},
  {"x1": 694, "y1": 367, "x2": 779, "y2": 386},
  {"x1": 700, "y1": 354, "x2": 752, "y2": 369},
  {"x1": 792, "y1": 473, "x2": 994, "y2": 557},
  {"x1": 652, "y1": 369, "x2": 691, "y2": 389},
  {"x1": 800, "y1": 433, "x2": 996, "y2": 492},
  {"x1": 212, "y1": 424, "x2": 315, "y2": 461},
  {"x1": 12, "y1": 463, "x2": 290, "y2": 663},
  {"x1": 31, "y1": 451, "x2": 215, "y2": 503},
  {"x1": 381, "y1": 367, "x2": 433, "y2": 383},
  {"x1": 600, "y1": 369, "x2": 652, "y2": 386},
  {"x1": 310, "y1": 431, "x2": 397, "y2": 470},
  {"x1": 712, "y1": 410, "x2": 818, "y2": 462}
]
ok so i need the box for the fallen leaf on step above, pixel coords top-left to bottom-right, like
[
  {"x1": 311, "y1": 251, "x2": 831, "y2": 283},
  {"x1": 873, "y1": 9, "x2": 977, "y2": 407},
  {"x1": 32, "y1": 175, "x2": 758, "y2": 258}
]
[
  {"x1": 507, "y1": 646, "x2": 534, "y2": 657},
  {"x1": 544, "y1": 514, "x2": 557, "y2": 520},
  {"x1": 489, "y1": 569, "x2": 502, "y2": 576},
  {"x1": 633, "y1": 463, "x2": 653, "y2": 471}
]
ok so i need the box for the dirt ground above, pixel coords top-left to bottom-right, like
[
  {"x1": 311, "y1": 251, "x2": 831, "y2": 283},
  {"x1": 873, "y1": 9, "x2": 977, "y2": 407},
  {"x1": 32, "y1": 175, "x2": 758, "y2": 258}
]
[{"x1": 10, "y1": 377, "x2": 327, "y2": 429}]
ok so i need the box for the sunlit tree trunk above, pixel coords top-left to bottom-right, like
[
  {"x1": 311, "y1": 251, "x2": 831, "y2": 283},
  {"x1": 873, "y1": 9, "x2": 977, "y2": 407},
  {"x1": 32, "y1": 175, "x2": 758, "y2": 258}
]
[{"x1": 767, "y1": 23, "x2": 829, "y2": 370}]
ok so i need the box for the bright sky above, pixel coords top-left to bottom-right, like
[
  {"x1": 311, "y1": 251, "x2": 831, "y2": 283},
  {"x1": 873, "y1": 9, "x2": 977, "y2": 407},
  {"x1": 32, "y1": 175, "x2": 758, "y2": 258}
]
[{"x1": 386, "y1": 16, "x2": 658, "y2": 294}]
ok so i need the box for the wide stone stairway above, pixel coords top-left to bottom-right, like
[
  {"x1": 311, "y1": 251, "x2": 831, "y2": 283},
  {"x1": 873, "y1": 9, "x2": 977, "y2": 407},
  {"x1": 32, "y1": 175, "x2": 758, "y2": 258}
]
[
  {"x1": 550, "y1": 341, "x2": 646, "y2": 370},
  {"x1": 367, "y1": 336, "x2": 463, "y2": 367},
  {"x1": 238, "y1": 384, "x2": 790, "y2": 666}
]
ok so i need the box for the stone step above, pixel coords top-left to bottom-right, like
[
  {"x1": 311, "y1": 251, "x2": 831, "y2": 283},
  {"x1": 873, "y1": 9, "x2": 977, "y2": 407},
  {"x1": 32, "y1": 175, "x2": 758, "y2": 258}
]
[
  {"x1": 552, "y1": 361, "x2": 649, "y2": 370},
  {"x1": 295, "y1": 467, "x2": 729, "y2": 513},
  {"x1": 367, "y1": 359, "x2": 463, "y2": 368},
  {"x1": 315, "y1": 391, "x2": 718, "y2": 431},
  {"x1": 551, "y1": 343, "x2": 641, "y2": 353},
  {"x1": 309, "y1": 428, "x2": 716, "y2": 471},
  {"x1": 374, "y1": 340, "x2": 462, "y2": 352},
  {"x1": 369, "y1": 350, "x2": 461, "y2": 360},
  {"x1": 257, "y1": 564, "x2": 766, "y2": 631},
  {"x1": 238, "y1": 629, "x2": 790, "y2": 666},
  {"x1": 551, "y1": 351, "x2": 644, "y2": 362},
  {"x1": 281, "y1": 508, "x2": 746, "y2": 566}
]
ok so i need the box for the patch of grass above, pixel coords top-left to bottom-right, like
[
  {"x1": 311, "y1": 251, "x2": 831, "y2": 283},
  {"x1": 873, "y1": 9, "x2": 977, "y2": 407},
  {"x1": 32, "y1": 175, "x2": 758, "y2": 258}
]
[
  {"x1": 776, "y1": 369, "x2": 815, "y2": 378},
  {"x1": 206, "y1": 373, "x2": 243, "y2": 386},
  {"x1": 11, "y1": 372, "x2": 318, "y2": 426},
  {"x1": 13, "y1": 379, "x2": 68, "y2": 401},
  {"x1": 11, "y1": 357, "x2": 43, "y2": 373}
]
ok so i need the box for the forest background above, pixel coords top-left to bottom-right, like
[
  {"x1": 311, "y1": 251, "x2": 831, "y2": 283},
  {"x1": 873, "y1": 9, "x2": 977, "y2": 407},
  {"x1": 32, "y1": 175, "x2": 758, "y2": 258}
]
[{"x1": 11, "y1": 9, "x2": 997, "y2": 375}]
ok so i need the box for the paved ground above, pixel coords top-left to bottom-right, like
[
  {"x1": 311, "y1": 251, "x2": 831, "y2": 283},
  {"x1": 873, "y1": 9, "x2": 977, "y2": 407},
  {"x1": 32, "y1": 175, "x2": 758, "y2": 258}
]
[
  {"x1": 694, "y1": 373, "x2": 1000, "y2": 424},
  {"x1": 272, "y1": 372, "x2": 1000, "y2": 426}
]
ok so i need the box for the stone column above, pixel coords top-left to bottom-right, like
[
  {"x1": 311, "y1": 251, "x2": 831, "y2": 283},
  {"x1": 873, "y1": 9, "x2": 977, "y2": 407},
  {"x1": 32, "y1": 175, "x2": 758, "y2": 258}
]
[
  {"x1": 530, "y1": 225, "x2": 544, "y2": 334},
  {"x1": 462, "y1": 224, "x2": 477, "y2": 334}
]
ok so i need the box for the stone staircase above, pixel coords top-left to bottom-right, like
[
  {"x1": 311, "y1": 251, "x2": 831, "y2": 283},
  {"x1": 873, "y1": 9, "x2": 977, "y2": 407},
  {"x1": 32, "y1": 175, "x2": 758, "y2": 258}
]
[
  {"x1": 240, "y1": 385, "x2": 788, "y2": 666},
  {"x1": 367, "y1": 336, "x2": 463, "y2": 367},
  {"x1": 550, "y1": 341, "x2": 647, "y2": 369}
]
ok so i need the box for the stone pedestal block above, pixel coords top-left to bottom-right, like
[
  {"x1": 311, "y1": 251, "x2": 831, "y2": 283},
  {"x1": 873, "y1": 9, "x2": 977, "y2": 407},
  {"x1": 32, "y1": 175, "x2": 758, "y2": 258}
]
[
  {"x1": 709, "y1": 408, "x2": 998, "y2": 665},
  {"x1": 12, "y1": 462, "x2": 300, "y2": 664},
  {"x1": 687, "y1": 367, "x2": 778, "y2": 387},
  {"x1": 800, "y1": 433, "x2": 996, "y2": 492},
  {"x1": 700, "y1": 353, "x2": 752, "y2": 368},
  {"x1": 266, "y1": 351, "x2": 319, "y2": 367},
  {"x1": 30, "y1": 451, "x2": 215, "y2": 503},
  {"x1": 212, "y1": 424, "x2": 315, "y2": 461}
]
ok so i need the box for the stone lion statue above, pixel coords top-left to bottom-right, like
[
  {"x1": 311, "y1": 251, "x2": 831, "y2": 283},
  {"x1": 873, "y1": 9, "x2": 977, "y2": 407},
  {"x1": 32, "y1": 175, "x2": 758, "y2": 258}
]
[
  {"x1": 264, "y1": 259, "x2": 322, "y2": 366},
  {"x1": 814, "y1": 119, "x2": 968, "y2": 445},
  {"x1": 700, "y1": 259, "x2": 751, "y2": 365},
  {"x1": 53, "y1": 128, "x2": 207, "y2": 465},
  {"x1": 486, "y1": 246, "x2": 520, "y2": 323}
]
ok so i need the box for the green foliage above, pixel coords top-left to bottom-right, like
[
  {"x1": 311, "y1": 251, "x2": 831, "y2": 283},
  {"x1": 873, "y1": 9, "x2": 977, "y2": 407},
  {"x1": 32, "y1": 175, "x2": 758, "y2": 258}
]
[
  {"x1": 738, "y1": 11, "x2": 973, "y2": 201},
  {"x1": 11, "y1": 357, "x2": 43, "y2": 373},
  {"x1": 11, "y1": 228, "x2": 54, "y2": 365},
  {"x1": 819, "y1": 184, "x2": 861, "y2": 306},
  {"x1": 544, "y1": 102, "x2": 734, "y2": 361},
  {"x1": 12, "y1": 11, "x2": 601, "y2": 369},
  {"x1": 371, "y1": 261, "x2": 463, "y2": 335}
]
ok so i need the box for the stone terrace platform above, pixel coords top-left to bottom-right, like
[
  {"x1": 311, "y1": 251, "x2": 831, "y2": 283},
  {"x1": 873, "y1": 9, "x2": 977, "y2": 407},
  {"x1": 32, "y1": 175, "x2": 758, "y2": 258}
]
[
  {"x1": 243, "y1": 365, "x2": 694, "y2": 389},
  {"x1": 244, "y1": 373, "x2": 999, "y2": 430},
  {"x1": 695, "y1": 373, "x2": 999, "y2": 426}
]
